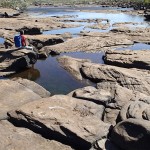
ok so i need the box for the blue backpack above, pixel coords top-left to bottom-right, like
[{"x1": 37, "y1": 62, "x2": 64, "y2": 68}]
[{"x1": 14, "y1": 35, "x2": 22, "y2": 47}]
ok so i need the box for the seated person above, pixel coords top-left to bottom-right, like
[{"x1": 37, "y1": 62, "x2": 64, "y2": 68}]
[{"x1": 14, "y1": 30, "x2": 33, "y2": 50}]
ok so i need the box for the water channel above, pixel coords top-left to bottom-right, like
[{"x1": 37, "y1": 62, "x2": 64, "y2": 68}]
[{"x1": 11, "y1": 6, "x2": 150, "y2": 94}]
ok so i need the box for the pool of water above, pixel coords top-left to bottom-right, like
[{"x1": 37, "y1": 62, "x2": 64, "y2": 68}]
[
  {"x1": 20, "y1": 6, "x2": 149, "y2": 94},
  {"x1": 11, "y1": 52, "x2": 104, "y2": 95},
  {"x1": 116, "y1": 43, "x2": 150, "y2": 50},
  {"x1": 29, "y1": 6, "x2": 149, "y2": 36},
  {"x1": 0, "y1": 37, "x2": 4, "y2": 44},
  {"x1": 27, "y1": 6, "x2": 133, "y2": 16},
  {"x1": 27, "y1": 6, "x2": 146, "y2": 24}
]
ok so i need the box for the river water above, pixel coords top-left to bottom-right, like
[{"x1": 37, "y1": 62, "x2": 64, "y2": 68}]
[{"x1": 11, "y1": 6, "x2": 150, "y2": 94}]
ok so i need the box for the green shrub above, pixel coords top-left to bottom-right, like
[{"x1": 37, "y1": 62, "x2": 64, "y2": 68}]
[{"x1": 0, "y1": 0, "x2": 27, "y2": 10}]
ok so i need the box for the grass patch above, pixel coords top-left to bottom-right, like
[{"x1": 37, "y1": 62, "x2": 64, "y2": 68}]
[{"x1": 0, "y1": 0, "x2": 149, "y2": 10}]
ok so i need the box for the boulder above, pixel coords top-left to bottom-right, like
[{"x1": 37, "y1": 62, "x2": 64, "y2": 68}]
[
  {"x1": 8, "y1": 95, "x2": 110, "y2": 149},
  {"x1": 57, "y1": 55, "x2": 91, "y2": 80},
  {"x1": 104, "y1": 50, "x2": 150, "y2": 70},
  {"x1": 0, "y1": 120, "x2": 71, "y2": 150},
  {"x1": 0, "y1": 79, "x2": 50, "y2": 120},
  {"x1": 71, "y1": 86, "x2": 112, "y2": 105},
  {"x1": 17, "y1": 27, "x2": 42, "y2": 35},
  {"x1": 119, "y1": 96, "x2": 150, "y2": 121},
  {"x1": 0, "y1": 48, "x2": 38, "y2": 75},
  {"x1": 27, "y1": 35, "x2": 64, "y2": 50},
  {"x1": 111, "y1": 118, "x2": 150, "y2": 150},
  {"x1": 70, "y1": 82, "x2": 135, "y2": 125}
]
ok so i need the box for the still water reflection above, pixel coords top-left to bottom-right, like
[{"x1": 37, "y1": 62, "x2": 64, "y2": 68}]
[{"x1": 11, "y1": 52, "x2": 104, "y2": 95}]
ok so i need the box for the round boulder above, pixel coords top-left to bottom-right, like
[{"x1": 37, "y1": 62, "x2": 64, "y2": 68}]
[{"x1": 111, "y1": 118, "x2": 150, "y2": 150}]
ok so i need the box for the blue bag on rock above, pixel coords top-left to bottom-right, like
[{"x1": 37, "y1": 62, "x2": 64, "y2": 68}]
[{"x1": 14, "y1": 35, "x2": 22, "y2": 47}]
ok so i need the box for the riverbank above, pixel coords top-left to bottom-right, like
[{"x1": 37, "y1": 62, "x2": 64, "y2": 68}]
[{"x1": 0, "y1": 5, "x2": 150, "y2": 150}]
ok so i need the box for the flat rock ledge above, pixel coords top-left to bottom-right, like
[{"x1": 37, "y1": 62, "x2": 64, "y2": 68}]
[
  {"x1": 41, "y1": 34, "x2": 133, "y2": 53},
  {"x1": 8, "y1": 95, "x2": 110, "y2": 150},
  {"x1": 104, "y1": 50, "x2": 150, "y2": 70}
]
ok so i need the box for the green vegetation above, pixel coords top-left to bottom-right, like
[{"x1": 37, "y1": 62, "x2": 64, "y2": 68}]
[
  {"x1": 0, "y1": 0, "x2": 149, "y2": 10},
  {"x1": 144, "y1": 0, "x2": 150, "y2": 3},
  {"x1": 0, "y1": 0, "x2": 27, "y2": 10}
]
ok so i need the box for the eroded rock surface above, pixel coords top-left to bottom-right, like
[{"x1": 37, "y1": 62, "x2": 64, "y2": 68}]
[
  {"x1": 119, "y1": 97, "x2": 150, "y2": 121},
  {"x1": 81, "y1": 62, "x2": 150, "y2": 95},
  {"x1": 111, "y1": 118, "x2": 150, "y2": 150},
  {"x1": 8, "y1": 95, "x2": 110, "y2": 149},
  {"x1": 42, "y1": 35, "x2": 133, "y2": 53}
]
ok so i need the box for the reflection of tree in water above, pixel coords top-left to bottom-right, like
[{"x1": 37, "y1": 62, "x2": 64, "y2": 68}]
[{"x1": 10, "y1": 67, "x2": 40, "y2": 81}]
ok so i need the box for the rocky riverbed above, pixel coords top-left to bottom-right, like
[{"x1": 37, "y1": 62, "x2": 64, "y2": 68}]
[{"x1": 0, "y1": 5, "x2": 150, "y2": 150}]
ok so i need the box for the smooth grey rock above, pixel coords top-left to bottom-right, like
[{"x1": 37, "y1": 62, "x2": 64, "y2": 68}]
[
  {"x1": 67, "y1": 82, "x2": 137, "y2": 125},
  {"x1": 97, "y1": 81, "x2": 135, "y2": 109},
  {"x1": 111, "y1": 118, "x2": 150, "y2": 150},
  {"x1": 57, "y1": 56, "x2": 91, "y2": 80},
  {"x1": 12, "y1": 77, "x2": 51, "y2": 98}
]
